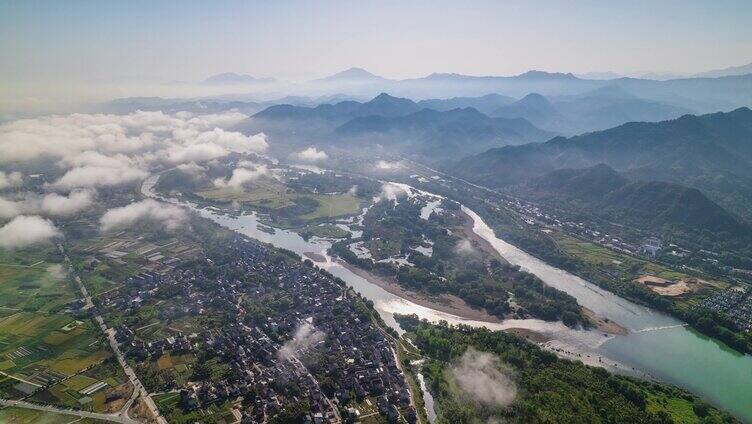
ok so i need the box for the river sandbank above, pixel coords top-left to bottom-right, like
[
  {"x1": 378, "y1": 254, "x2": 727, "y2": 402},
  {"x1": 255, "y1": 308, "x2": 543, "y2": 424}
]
[{"x1": 336, "y1": 259, "x2": 503, "y2": 324}]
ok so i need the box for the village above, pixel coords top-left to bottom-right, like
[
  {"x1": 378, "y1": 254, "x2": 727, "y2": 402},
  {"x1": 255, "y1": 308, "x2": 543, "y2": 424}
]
[{"x1": 99, "y1": 231, "x2": 417, "y2": 423}]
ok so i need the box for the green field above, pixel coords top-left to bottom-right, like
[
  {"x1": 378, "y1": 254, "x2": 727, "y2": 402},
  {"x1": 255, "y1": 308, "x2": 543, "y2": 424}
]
[
  {"x1": 552, "y1": 231, "x2": 726, "y2": 287},
  {"x1": 0, "y1": 406, "x2": 111, "y2": 424},
  {"x1": 197, "y1": 178, "x2": 294, "y2": 209},
  {"x1": 0, "y1": 261, "x2": 77, "y2": 313},
  {"x1": 28, "y1": 357, "x2": 129, "y2": 413},
  {"x1": 197, "y1": 177, "x2": 361, "y2": 222},
  {"x1": 0, "y1": 312, "x2": 110, "y2": 387},
  {"x1": 301, "y1": 194, "x2": 360, "y2": 220}
]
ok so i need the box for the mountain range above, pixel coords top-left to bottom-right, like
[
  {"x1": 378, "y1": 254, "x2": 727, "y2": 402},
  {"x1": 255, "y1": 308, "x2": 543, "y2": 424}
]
[
  {"x1": 451, "y1": 107, "x2": 752, "y2": 220},
  {"x1": 295, "y1": 67, "x2": 752, "y2": 113},
  {"x1": 246, "y1": 93, "x2": 553, "y2": 160},
  {"x1": 491, "y1": 88, "x2": 691, "y2": 135},
  {"x1": 520, "y1": 164, "x2": 749, "y2": 235}
]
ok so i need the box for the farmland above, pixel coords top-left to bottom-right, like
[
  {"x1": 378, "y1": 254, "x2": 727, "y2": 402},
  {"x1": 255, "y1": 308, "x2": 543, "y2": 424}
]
[{"x1": 0, "y1": 247, "x2": 76, "y2": 314}]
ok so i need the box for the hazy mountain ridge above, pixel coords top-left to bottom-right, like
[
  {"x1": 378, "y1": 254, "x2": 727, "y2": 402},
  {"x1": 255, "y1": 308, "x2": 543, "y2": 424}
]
[
  {"x1": 202, "y1": 72, "x2": 276, "y2": 85},
  {"x1": 490, "y1": 90, "x2": 692, "y2": 135},
  {"x1": 522, "y1": 164, "x2": 749, "y2": 234},
  {"x1": 451, "y1": 107, "x2": 752, "y2": 219},
  {"x1": 246, "y1": 93, "x2": 553, "y2": 161}
]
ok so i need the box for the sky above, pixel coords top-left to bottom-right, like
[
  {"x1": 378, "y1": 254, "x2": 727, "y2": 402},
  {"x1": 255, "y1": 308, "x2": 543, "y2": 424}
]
[{"x1": 1, "y1": 0, "x2": 751, "y2": 111}]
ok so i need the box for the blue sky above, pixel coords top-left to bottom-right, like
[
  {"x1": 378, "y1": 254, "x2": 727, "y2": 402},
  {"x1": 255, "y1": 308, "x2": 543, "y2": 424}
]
[{"x1": 2, "y1": 0, "x2": 751, "y2": 83}]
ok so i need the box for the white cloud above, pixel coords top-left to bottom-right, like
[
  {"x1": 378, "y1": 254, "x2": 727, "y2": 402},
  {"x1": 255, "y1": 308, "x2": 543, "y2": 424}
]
[
  {"x1": 0, "y1": 111, "x2": 264, "y2": 169},
  {"x1": 99, "y1": 199, "x2": 187, "y2": 232},
  {"x1": 293, "y1": 147, "x2": 328, "y2": 162},
  {"x1": 166, "y1": 142, "x2": 228, "y2": 163},
  {"x1": 0, "y1": 197, "x2": 22, "y2": 219},
  {"x1": 38, "y1": 190, "x2": 94, "y2": 216},
  {"x1": 375, "y1": 160, "x2": 402, "y2": 171},
  {"x1": 450, "y1": 348, "x2": 517, "y2": 407},
  {"x1": 376, "y1": 182, "x2": 408, "y2": 202},
  {"x1": 0, "y1": 190, "x2": 94, "y2": 218},
  {"x1": 213, "y1": 164, "x2": 268, "y2": 189},
  {"x1": 53, "y1": 166, "x2": 148, "y2": 189},
  {"x1": 0, "y1": 171, "x2": 23, "y2": 189},
  {"x1": 176, "y1": 162, "x2": 207, "y2": 177},
  {"x1": 0, "y1": 215, "x2": 61, "y2": 249}
]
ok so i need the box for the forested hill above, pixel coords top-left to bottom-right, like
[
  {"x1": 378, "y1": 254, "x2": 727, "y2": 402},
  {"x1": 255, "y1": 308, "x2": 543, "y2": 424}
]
[
  {"x1": 521, "y1": 164, "x2": 750, "y2": 236},
  {"x1": 450, "y1": 107, "x2": 752, "y2": 220}
]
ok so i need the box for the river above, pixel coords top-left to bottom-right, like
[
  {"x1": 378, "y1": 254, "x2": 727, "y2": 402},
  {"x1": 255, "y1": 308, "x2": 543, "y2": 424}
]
[{"x1": 142, "y1": 175, "x2": 752, "y2": 421}]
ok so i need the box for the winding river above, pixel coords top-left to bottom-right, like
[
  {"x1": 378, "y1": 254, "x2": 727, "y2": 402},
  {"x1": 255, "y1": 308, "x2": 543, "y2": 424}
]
[{"x1": 142, "y1": 175, "x2": 752, "y2": 421}]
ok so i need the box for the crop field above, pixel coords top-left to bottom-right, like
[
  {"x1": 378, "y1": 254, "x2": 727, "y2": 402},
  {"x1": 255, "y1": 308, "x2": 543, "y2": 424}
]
[
  {"x1": 301, "y1": 194, "x2": 361, "y2": 220},
  {"x1": 0, "y1": 247, "x2": 76, "y2": 313},
  {"x1": 553, "y1": 232, "x2": 698, "y2": 281},
  {"x1": 0, "y1": 406, "x2": 110, "y2": 424},
  {"x1": 0, "y1": 312, "x2": 110, "y2": 386},
  {"x1": 197, "y1": 178, "x2": 294, "y2": 209},
  {"x1": 28, "y1": 357, "x2": 129, "y2": 412},
  {"x1": 197, "y1": 177, "x2": 362, "y2": 221}
]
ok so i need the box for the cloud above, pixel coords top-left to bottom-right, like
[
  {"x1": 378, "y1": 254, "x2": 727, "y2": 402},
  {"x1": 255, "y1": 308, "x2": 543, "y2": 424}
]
[
  {"x1": 38, "y1": 190, "x2": 94, "y2": 216},
  {"x1": 213, "y1": 164, "x2": 268, "y2": 189},
  {"x1": 0, "y1": 111, "x2": 265, "y2": 169},
  {"x1": 0, "y1": 215, "x2": 62, "y2": 249},
  {"x1": 0, "y1": 190, "x2": 94, "y2": 218},
  {"x1": 293, "y1": 147, "x2": 328, "y2": 162},
  {"x1": 279, "y1": 322, "x2": 325, "y2": 360},
  {"x1": 53, "y1": 165, "x2": 148, "y2": 189},
  {"x1": 375, "y1": 160, "x2": 402, "y2": 171},
  {"x1": 0, "y1": 171, "x2": 23, "y2": 189},
  {"x1": 376, "y1": 182, "x2": 408, "y2": 202},
  {"x1": 99, "y1": 199, "x2": 187, "y2": 231},
  {"x1": 0, "y1": 197, "x2": 23, "y2": 219},
  {"x1": 176, "y1": 162, "x2": 207, "y2": 177},
  {"x1": 450, "y1": 348, "x2": 517, "y2": 407}
]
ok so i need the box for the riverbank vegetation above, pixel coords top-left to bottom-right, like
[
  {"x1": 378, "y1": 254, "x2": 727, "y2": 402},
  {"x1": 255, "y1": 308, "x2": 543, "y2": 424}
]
[
  {"x1": 396, "y1": 314, "x2": 738, "y2": 424},
  {"x1": 330, "y1": 194, "x2": 587, "y2": 327},
  {"x1": 413, "y1": 177, "x2": 752, "y2": 354}
]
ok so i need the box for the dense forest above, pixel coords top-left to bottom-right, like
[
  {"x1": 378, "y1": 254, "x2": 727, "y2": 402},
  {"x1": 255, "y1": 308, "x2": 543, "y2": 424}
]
[{"x1": 397, "y1": 314, "x2": 738, "y2": 424}]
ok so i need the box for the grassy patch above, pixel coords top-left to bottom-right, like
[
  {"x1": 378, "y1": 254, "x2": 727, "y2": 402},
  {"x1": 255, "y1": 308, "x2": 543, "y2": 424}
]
[
  {"x1": 0, "y1": 262, "x2": 76, "y2": 313},
  {"x1": 301, "y1": 194, "x2": 360, "y2": 220}
]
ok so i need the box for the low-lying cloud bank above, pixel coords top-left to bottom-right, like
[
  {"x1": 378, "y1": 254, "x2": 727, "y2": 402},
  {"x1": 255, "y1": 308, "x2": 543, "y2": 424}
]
[
  {"x1": 213, "y1": 163, "x2": 269, "y2": 189},
  {"x1": 376, "y1": 182, "x2": 409, "y2": 202},
  {"x1": 0, "y1": 111, "x2": 268, "y2": 189},
  {"x1": 99, "y1": 199, "x2": 187, "y2": 231},
  {"x1": 293, "y1": 147, "x2": 328, "y2": 162},
  {"x1": 375, "y1": 160, "x2": 402, "y2": 171},
  {"x1": 450, "y1": 348, "x2": 517, "y2": 407},
  {"x1": 0, "y1": 171, "x2": 23, "y2": 189},
  {"x1": 0, "y1": 190, "x2": 94, "y2": 219},
  {"x1": 0, "y1": 215, "x2": 61, "y2": 249}
]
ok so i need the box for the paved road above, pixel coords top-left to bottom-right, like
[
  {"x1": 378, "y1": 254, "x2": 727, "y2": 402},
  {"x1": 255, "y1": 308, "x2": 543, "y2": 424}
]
[
  {"x1": 0, "y1": 398, "x2": 138, "y2": 424},
  {"x1": 58, "y1": 244, "x2": 167, "y2": 424}
]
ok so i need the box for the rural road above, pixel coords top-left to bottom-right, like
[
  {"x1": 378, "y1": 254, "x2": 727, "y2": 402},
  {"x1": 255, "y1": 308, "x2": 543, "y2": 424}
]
[
  {"x1": 57, "y1": 244, "x2": 168, "y2": 424},
  {"x1": 0, "y1": 398, "x2": 138, "y2": 424}
]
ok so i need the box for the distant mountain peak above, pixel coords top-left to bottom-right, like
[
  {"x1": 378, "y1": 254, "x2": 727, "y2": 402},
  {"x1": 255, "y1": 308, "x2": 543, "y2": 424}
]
[
  {"x1": 518, "y1": 93, "x2": 551, "y2": 104},
  {"x1": 202, "y1": 72, "x2": 274, "y2": 84},
  {"x1": 318, "y1": 67, "x2": 383, "y2": 81},
  {"x1": 694, "y1": 61, "x2": 752, "y2": 78},
  {"x1": 515, "y1": 70, "x2": 578, "y2": 80}
]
